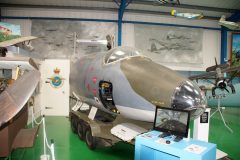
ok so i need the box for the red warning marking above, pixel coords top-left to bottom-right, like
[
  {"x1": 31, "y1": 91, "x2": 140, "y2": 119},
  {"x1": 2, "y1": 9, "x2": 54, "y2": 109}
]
[
  {"x1": 92, "y1": 77, "x2": 97, "y2": 84},
  {"x1": 92, "y1": 88, "x2": 97, "y2": 96}
]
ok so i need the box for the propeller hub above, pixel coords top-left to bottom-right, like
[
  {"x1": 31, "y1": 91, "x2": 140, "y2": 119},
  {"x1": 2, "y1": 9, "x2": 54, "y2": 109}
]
[{"x1": 217, "y1": 80, "x2": 227, "y2": 89}]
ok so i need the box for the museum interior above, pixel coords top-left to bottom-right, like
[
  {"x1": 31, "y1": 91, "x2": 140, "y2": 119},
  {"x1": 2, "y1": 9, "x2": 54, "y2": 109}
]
[{"x1": 0, "y1": 0, "x2": 240, "y2": 160}]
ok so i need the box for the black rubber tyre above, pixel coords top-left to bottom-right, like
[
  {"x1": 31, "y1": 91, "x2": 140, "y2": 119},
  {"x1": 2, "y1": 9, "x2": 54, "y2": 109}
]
[
  {"x1": 77, "y1": 121, "x2": 85, "y2": 141},
  {"x1": 85, "y1": 127, "x2": 97, "y2": 150},
  {"x1": 70, "y1": 117, "x2": 77, "y2": 133}
]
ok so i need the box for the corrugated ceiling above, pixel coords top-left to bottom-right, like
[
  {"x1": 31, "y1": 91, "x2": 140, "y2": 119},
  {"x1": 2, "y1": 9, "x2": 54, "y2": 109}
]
[{"x1": 0, "y1": 0, "x2": 239, "y2": 20}]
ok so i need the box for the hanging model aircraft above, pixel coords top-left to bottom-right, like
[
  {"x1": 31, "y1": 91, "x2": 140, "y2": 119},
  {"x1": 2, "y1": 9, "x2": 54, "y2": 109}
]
[
  {"x1": 189, "y1": 58, "x2": 240, "y2": 97},
  {"x1": 219, "y1": 15, "x2": 240, "y2": 30},
  {"x1": 0, "y1": 36, "x2": 37, "y2": 48},
  {"x1": 70, "y1": 47, "x2": 207, "y2": 149},
  {"x1": 171, "y1": 9, "x2": 204, "y2": 19},
  {"x1": 154, "y1": 0, "x2": 180, "y2": 5}
]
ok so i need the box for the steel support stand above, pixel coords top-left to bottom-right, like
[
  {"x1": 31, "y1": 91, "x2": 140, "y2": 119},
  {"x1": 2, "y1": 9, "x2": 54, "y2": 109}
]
[{"x1": 210, "y1": 97, "x2": 233, "y2": 133}]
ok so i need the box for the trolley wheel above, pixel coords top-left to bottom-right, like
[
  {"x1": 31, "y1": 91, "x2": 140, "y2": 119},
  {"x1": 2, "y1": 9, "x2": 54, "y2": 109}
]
[
  {"x1": 85, "y1": 127, "x2": 97, "y2": 150},
  {"x1": 77, "y1": 121, "x2": 85, "y2": 141},
  {"x1": 70, "y1": 117, "x2": 77, "y2": 133}
]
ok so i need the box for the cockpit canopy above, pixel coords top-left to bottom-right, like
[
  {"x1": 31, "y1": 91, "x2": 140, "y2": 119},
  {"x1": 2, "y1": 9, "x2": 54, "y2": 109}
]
[{"x1": 104, "y1": 47, "x2": 143, "y2": 64}]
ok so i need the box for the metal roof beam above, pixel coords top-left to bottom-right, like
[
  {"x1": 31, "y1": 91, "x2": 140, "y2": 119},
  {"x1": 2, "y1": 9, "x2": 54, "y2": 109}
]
[
  {"x1": 0, "y1": 3, "x2": 220, "y2": 20},
  {"x1": 227, "y1": 10, "x2": 240, "y2": 21},
  {"x1": 119, "y1": 0, "x2": 127, "y2": 20},
  {"x1": 113, "y1": 0, "x2": 120, "y2": 6},
  {"x1": 1, "y1": 1, "x2": 237, "y2": 13},
  {"x1": 118, "y1": 0, "x2": 127, "y2": 46},
  {"x1": 220, "y1": 26, "x2": 228, "y2": 64},
  {"x1": 117, "y1": 0, "x2": 133, "y2": 46},
  {"x1": 126, "y1": 0, "x2": 133, "y2": 8},
  {"x1": 131, "y1": 0, "x2": 237, "y2": 13},
  {"x1": 124, "y1": 9, "x2": 220, "y2": 20},
  {"x1": 0, "y1": 3, "x2": 118, "y2": 11}
]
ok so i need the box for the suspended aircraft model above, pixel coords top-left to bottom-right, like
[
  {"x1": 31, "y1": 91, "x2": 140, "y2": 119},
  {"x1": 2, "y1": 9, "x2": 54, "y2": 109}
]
[
  {"x1": 189, "y1": 58, "x2": 240, "y2": 97},
  {"x1": 171, "y1": 9, "x2": 203, "y2": 19},
  {"x1": 0, "y1": 36, "x2": 37, "y2": 49},
  {"x1": 0, "y1": 36, "x2": 40, "y2": 157},
  {"x1": 154, "y1": 0, "x2": 180, "y2": 5},
  {"x1": 70, "y1": 47, "x2": 207, "y2": 149},
  {"x1": 219, "y1": 15, "x2": 240, "y2": 30}
]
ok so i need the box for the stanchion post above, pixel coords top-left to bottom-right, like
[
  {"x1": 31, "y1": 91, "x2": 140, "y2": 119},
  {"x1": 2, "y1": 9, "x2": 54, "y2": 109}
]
[
  {"x1": 31, "y1": 106, "x2": 34, "y2": 128},
  {"x1": 43, "y1": 115, "x2": 46, "y2": 156},
  {"x1": 50, "y1": 139, "x2": 56, "y2": 160}
]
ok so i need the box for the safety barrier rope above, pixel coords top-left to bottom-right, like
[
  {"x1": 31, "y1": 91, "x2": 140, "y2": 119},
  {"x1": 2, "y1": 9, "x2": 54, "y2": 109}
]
[
  {"x1": 30, "y1": 106, "x2": 56, "y2": 160},
  {"x1": 31, "y1": 107, "x2": 43, "y2": 126}
]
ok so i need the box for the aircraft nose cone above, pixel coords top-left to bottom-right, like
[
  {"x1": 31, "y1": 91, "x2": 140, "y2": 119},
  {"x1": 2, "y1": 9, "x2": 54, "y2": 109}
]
[{"x1": 171, "y1": 80, "x2": 207, "y2": 119}]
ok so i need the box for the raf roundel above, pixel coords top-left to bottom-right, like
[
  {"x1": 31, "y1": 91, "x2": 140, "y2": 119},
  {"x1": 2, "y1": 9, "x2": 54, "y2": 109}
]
[{"x1": 48, "y1": 68, "x2": 65, "y2": 88}]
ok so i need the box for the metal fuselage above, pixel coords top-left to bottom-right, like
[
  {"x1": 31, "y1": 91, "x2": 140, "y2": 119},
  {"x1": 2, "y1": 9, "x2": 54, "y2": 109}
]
[{"x1": 70, "y1": 47, "x2": 207, "y2": 122}]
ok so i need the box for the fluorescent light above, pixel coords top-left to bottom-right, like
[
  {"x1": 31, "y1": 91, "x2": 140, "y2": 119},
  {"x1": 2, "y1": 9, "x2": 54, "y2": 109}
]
[
  {"x1": 115, "y1": 51, "x2": 125, "y2": 56},
  {"x1": 109, "y1": 56, "x2": 116, "y2": 59}
]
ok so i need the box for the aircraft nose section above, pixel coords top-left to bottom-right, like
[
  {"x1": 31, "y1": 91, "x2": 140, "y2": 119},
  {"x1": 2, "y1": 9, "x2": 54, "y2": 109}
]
[{"x1": 171, "y1": 80, "x2": 207, "y2": 119}]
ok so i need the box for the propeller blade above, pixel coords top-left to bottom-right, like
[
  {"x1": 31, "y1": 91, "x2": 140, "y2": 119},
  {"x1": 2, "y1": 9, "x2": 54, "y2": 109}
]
[
  {"x1": 205, "y1": 79, "x2": 215, "y2": 85},
  {"x1": 228, "y1": 83, "x2": 236, "y2": 94},
  {"x1": 222, "y1": 65, "x2": 240, "y2": 74},
  {"x1": 224, "y1": 88, "x2": 230, "y2": 93},
  {"x1": 227, "y1": 70, "x2": 238, "y2": 83},
  {"x1": 189, "y1": 71, "x2": 216, "y2": 80},
  {"x1": 212, "y1": 87, "x2": 216, "y2": 97}
]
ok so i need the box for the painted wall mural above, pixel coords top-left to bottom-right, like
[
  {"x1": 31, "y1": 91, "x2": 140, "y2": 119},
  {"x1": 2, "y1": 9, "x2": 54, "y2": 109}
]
[
  {"x1": 134, "y1": 24, "x2": 203, "y2": 65},
  {"x1": 230, "y1": 33, "x2": 240, "y2": 67},
  {"x1": 0, "y1": 22, "x2": 21, "y2": 42},
  {"x1": 31, "y1": 20, "x2": 116, "y2": 59}
]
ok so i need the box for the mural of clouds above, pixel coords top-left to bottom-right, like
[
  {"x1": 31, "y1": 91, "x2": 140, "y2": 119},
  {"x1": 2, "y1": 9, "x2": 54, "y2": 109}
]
[
  {"x1": 134, "y1": 24, "x2": 203, "y2": 65},
  {"x1": 31, "y1": 20, "x2": 116, "y2": 59}
]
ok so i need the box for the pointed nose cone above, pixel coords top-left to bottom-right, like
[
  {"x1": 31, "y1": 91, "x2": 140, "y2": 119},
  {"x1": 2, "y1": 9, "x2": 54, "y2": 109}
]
[
  {"x1": 171, "y1": 80, "x2": 207, "y2": 119},
  {"x1": 120, "y1": 56, "x2": 207, "y2": 119}
]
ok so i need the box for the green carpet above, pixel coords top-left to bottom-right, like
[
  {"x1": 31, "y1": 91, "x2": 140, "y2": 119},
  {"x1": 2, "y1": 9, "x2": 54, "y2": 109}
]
[
  {"x1": 209, "y1": 107, "x2": 240, "y2": 160},
  {"x1": 1, "y1": 107, "x2": 240, "y2": 160}
]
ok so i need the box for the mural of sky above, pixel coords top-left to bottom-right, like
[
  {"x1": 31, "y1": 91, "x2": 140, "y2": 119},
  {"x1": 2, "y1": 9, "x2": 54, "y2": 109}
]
[
  {"x1": 0, "y1": 22, "x2": 21, "y2": 35},
  {"x1": 31, "y1": 20, "x2": 116, "y2": 60},
  {"x1": 0, "y1": 22, "x2": 21, "y2": 42},
  {"x1": 231, "y1": 33, "x2": 240, "y2": 67}
]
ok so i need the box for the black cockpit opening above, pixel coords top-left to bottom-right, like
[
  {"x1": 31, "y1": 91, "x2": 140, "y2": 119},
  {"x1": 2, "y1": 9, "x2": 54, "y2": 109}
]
[{"x1": 99, "y1": 81, "x2": 118, "y2": 114}]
